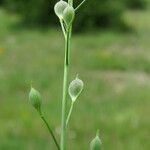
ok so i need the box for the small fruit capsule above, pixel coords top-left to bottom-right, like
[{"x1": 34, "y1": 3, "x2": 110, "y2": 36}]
[
  {"x1": 54, "y1": 0, "x2": 68, "y2": 19},
  {"x1": 29, "y1": 87, "x2": 42, "y2": 113},
  {"x1": 90, "y1": 131, "x2": 102, "y2": 150},
  {"x1": 63, "y1": 5, "x2": 75, "y2": 27},
  {"x1": 68, "y1": 75, "x2": 84, "y2": 102}
]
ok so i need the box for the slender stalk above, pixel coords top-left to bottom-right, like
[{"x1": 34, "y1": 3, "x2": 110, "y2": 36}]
[
  {"x1": 60, "y1": 19, "x2": 67, "y2": 40},
  {"x1": 75, "y1": 0, "x2": 86, "y2": 11},
  {"x1": 66, "y1": 102, "x2": 74, "y2": 126},
  {"x1": 39, "y1": 113, "x2": 60, "y2": 150},
  {"x1": 60, "y1": 1, "x2": 73, "y2": 150},
  {"x1": 60, "y1": 29, "x2": 71, "y2": 150}
]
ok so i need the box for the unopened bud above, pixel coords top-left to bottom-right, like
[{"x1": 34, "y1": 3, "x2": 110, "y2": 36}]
[
  {"x1": 90, "y1": 131, "x2": 102, "y2": 150},
  {"x1": 68, "y1": 75, "x2": 84, "y2": 102},
  {"x1": 29, "y1": 87, "x2": 42, "y2": 113},
  {"x1": 54, "y1": 0, "x2": 68, "y2": 19},
  {"x1": 63, "y1": 5, "x2": 75, "y2": 27}
]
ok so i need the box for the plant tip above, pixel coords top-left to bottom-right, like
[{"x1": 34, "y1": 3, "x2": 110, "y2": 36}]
[
  {"x1": 54, "y1": 0, "x2": 68, "y2": 19},
  {"x1": 29, "y1": 87, "x2": 42, "y2": 113},
  {"x1": 90, "y1": 131, "x2": 102, "y2": 150},
  {"x1": 63, "y1": 5, "x2": 75, "y2": 27}
]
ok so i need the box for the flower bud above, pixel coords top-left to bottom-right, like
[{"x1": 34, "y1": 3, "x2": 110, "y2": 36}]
[
  {"x1": 63, "y1": 5, "x2": 75, "y2": 27},
  {"x1": 68, "y1": 75, "x2": 84, "y2": 102},
  {"x1": 54, "y1": 0, "x2": 68, "y2": 19},
  {"x1": 29, "y1": 87, "x2": 42, "y2": 113},
  {"x1": 90, "y1": 131, "x2": 102, "y2": 150}
]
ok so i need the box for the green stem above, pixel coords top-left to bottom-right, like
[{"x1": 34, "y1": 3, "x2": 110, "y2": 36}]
[
  {"x1": 61, "y1": 1, "x2": 73, "y2": 150},
  {"x1": 66, "y1": 102, "x2": 74, "y2": 126},
  {"x1": 75, "y1": 0, "x2": 86, "y2": 11},
  {"x1": 60, "y1": 29, "x2": 71, "y2": 150},
  {"x1": 39, "y1": 113, "x2": 60, "y2": 150},
  {"x1": 60, "y1": 19, "x2": 66, "y2": 40}
]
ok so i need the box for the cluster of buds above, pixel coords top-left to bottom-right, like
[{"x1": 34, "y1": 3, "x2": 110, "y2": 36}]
[
  {"x1": 29, "y1": 76, "x2": 84, "y2": 112},
  {"x1": 54, "y1": 0, "x2": 75, "y2": 28}
]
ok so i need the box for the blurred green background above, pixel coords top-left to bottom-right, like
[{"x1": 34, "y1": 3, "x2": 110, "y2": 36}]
[{"x1": 0, "y1": 0, "x2": 150, "y2": 150}]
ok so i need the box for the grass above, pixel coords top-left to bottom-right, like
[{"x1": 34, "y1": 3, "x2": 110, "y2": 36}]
[{"x1": 0, "y1": 8, "x2": 150, "y2": 150}]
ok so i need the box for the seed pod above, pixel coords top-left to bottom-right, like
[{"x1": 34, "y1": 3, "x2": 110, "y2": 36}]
[
  {"x1": 63, "y1": 5, "x2": 75, "y2": 27},
  {"x1": 68, "y1": 75, "x2": 84, "y2": 102},
  {"x1": 90, "y1": 131, "x2": 102, "y2": 150},
  {"x1": 54, "y1": 0, "x2": 68, "y2": 19},
  {"x1": 29, "y1": 87, "x2": 42, "y2": 113}
]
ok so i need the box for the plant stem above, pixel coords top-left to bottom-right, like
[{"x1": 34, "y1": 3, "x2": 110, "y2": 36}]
[
  {"x1": 60, "y1": 29, "x2": 71, "y2": 150},
  {"x1": 75, "y1": 0, "x2": 86, "y2": 11},
  {"x1": 66, "y1": 102, "x2": 74, "y2": 126},
  {"x1": 61, "y1": 1, "x2": 73, "y2": 150},
  {"x1": 60, "y1": 19, "x2": 66, "y2": 40},
  {"x1": 39, "y1": 113, "x2": 60, "y2": 150}
]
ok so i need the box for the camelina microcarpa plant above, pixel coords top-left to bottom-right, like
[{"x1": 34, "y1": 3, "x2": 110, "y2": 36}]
[{"x1": 29, "y1": 0, "x2": 102, "y2": 150}]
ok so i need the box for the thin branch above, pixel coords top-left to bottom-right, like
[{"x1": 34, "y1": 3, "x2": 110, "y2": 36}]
[
  {"x1": 60, "y1": 19, "x2": 67, "y2": 39},
  {"x1": 39, "y1": 113, "x2": 60, "y2": 150},
  {"x1": 66, "y1": 102, "x2": 74, "y2": 126},
  {"x1": 75, "y1": 0, "x2": 86, "y2": 11}
]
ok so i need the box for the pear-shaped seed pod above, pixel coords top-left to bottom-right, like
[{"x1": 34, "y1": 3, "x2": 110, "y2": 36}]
[
  {"x1": 63, "y1": 5, "x2": 75, "y2": 27},
  {"x1": 90, "y1": 132, "x2": 102, "y2": 150},
  {"x1": 54, "y1": 0, "x2": 68, "y2": 19},
  {"x1": 68, "y1": 76, "x2": 83, "y2": 102},
  {"x1": 29, "y1": 87, "x2": 42, "y2": 113}
]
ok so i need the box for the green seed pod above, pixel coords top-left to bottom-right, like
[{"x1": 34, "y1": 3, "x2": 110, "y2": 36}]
[
  {"x1": 54, "y1": 0, "x2": 68, "y2": 19},
  {"x1": 29, "y1": 87, "x2": 42, "y2": 113},
  {"x1": 63, "y1": 5, "x2": 75, "y2": 27},
  {"x1": 90, "y1": 131, "x2": 102, "y2": 150},
  {"x1": 68, "y1": 75, "x2": 84, "y2": 102}
]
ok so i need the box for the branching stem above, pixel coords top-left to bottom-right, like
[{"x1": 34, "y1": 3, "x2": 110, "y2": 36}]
[
  {"x1": 60, "y1": 27, "x2": 71, "y2": 150},
  {"x1": 60, "y1": 1, "x2": 74, "y2": 150}
]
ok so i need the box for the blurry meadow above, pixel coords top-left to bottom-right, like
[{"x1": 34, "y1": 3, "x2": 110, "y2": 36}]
[{"x1": 0, "y1": 0, "x2": 150, "y2": 150}]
